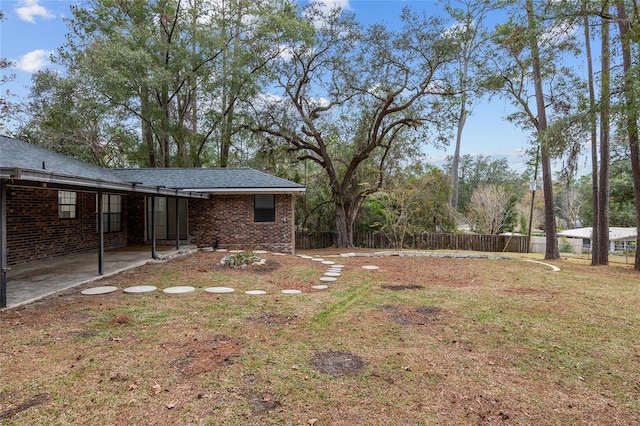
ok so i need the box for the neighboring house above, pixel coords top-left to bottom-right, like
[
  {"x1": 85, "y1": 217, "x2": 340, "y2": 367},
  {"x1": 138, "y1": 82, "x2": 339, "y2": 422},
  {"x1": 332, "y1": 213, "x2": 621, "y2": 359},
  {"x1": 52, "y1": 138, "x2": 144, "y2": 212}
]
[{"x1": 0, "y1": 136, "x2": 305, "y2": 307}]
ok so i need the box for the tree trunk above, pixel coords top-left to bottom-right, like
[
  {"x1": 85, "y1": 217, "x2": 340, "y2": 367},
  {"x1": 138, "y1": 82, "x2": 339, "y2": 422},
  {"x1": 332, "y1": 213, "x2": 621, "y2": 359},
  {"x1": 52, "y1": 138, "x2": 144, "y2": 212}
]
[
  {"x1": 598, "y1": 5, "x2": 611, "y2": 264},
  {"x1": 451, "y1": 102, "x2": 466, "y2": 210},
  {"x1": 334, "y1": 201, "x2": 352, "y2": 248},
  {"x1": 526, "y1": 0, "x2": 558, "y2": 259},
  {"x1": 141, "y1": 84, "x2": 156, "y2": 167},
  {"x1": 615, "y1": 0, "x2": 640, "y2": 270},
  {"x1": 583, "y1": 5, "x2": 600, "y2": 265}
]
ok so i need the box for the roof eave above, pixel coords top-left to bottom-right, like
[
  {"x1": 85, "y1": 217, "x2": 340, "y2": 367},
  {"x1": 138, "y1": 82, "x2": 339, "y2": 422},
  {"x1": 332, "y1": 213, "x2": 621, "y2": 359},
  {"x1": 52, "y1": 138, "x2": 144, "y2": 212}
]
[
  {"x1": 0, "y1": 167, "x2": 209, "y2": 199},
  {"x1": 182, "y1": 187, "x2": 306, "y2": 195}
]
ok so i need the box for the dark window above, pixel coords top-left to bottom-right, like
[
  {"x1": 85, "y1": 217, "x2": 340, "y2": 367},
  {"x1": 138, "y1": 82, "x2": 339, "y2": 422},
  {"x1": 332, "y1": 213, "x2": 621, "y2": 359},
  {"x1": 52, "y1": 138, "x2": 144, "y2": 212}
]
[
  {"x1": 58, "y1": 191, "x2": 77, "y2": 219},
  {"x1": 102, "y1": 194, "x2": 122, "y2": 232},
  {"x1": 254, "y1": 194, "x2": 275, "y2": 222}
]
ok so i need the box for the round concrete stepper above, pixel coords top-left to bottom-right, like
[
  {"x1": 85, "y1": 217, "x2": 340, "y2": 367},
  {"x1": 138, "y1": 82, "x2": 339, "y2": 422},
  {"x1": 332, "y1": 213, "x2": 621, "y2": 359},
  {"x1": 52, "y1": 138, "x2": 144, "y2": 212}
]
[
  {"x1": 319, "y1": 276, "x2": 337, "y2": 282},
  {"x1": 204, "y1": 286, "x2": 235, "y2": 294},
  {"x1": 245, "y1": 290, "x2": 267, "y2": 295},
  {"x1": 200, "y1": 247, "x2": 214, "y2": 252},
  {"x1": 298, "y1": 255, "x2": 313, "y2": 259},
  {"x1": 123, "y1": 285, "x2": 157, "y2": 294},
  {"x1": 331, "y1": 264, "x2": 345, "y2": 268},
  {"x1": 81, "y1": 286, "x2": 119, "y2": 295},
  {"x1": 311, "y1": 258, "x2": 324, "y2": 262},
  {"x1": 324, "y1": 272, "x2": 341, "y2": 277},
  {"x1": 312, "y1": 285, "x2": 329, "y2": 290},
  {"x1": 229, "y1": 249, "x2": 243, "y2": 253},
  {"x1": 254, "y1": 250, "x2": 268, "y2": 254},
  {"x1": 362, "y1": 265, "x2": 380, "y2": 270},
  {"x1": 163, "y1": 286, "x2": 196, "y2": 295},
  {"x1": 215, "y1": 249, "x2": 228, "y2": 252},
  {"x1": 321, "y1": 260, "x2": 335, "y2": 265},
  {"x1": 282, "y1": 289, "x2": 302, "y2": 294},
  {"x1": 326, "y1": 267, "x2": 342, "y2": 272}
]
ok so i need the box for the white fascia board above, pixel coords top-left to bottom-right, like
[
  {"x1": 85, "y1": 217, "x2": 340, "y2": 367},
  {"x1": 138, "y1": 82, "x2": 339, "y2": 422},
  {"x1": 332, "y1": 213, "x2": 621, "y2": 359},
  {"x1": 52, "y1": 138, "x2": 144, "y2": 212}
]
[{"x1": 182, "y1": 187, "x2": 306, "y2": 194}]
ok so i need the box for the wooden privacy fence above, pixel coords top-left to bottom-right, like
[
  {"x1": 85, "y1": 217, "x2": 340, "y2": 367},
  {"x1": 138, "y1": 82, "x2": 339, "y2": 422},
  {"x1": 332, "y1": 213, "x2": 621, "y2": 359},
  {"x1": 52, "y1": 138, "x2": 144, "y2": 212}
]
[{"x1": 295, "y1": 231, "x2": 530, "y2": 253}]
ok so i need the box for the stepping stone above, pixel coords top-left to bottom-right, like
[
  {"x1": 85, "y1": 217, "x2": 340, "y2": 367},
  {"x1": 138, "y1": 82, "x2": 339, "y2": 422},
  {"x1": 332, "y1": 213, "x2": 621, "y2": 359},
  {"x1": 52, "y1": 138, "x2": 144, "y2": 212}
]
[
  {"x1": 312, "y1": 285, "x2": 329, "y2": 290},
  {"x1": 324, "y1": 272, "x2": 341, "y2": 277},
  {"x1": 319, "y1": 276, "x2": 337, "y2": 282},
  {"x1": 81, "y1": 286, "x2": 118, "y2": 295},
  {"x1": 321, "y1": 260, "x2": 335, "y2": 265},
  {"x1": 282, "y1": 289, "x2": 302, "y2": 294},
  {"x1": 163, "y1": 286, "x2": 195, "y2": 295},
  {"x1": 331, "y1": 264, "x2": 345, "y2": 268},
  {"x1": 272, "y1": 252, "x2": 287, "y2": 256},
  {"x1": 229, "y1": 249, "x2": 243, "y2": 253},
  {"x1": 205, "y1": 287, "x2": 235, "y2": 294},
  {"x1": 200, "y1": 247, "x2": 214, "y2": 252},
  {"x1": 245, "y1": 290, "x2": 267, "y2": 295},
  {"x1": 215, "y1": 249, "x2": 228, "y2": 252},
  {"x1": 362, "y1": 265, "x2": 379, "y2": 270},
  {"x1": 311, "y1": 258, "x2": 324, "y2": 262},
  {"x1": 299, "y1": 255, "x2": 313, "y2": 259},
  {"x1": 123, "y1": 285, "x2": 157, "y2": 294},
  {"x1": 326, "y1": 267, "x2": 342, "y2": 272},
  {"x1": 254, "y1": 250, "x2": 268, "y2": 254}
]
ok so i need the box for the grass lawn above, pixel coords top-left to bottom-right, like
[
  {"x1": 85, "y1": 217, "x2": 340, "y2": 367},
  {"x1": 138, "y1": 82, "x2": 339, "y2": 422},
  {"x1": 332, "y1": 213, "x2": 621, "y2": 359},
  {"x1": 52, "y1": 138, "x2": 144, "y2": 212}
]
[{"x1": 1, "y1": 249, "x2": 640, "y2": 425}]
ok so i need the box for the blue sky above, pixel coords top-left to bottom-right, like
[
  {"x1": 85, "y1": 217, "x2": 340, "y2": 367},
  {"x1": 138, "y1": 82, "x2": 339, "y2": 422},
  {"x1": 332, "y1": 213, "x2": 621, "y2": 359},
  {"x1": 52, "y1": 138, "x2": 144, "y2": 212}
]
[{"x1": 1, "y1": 0, "x2": 534, "y2": 174}]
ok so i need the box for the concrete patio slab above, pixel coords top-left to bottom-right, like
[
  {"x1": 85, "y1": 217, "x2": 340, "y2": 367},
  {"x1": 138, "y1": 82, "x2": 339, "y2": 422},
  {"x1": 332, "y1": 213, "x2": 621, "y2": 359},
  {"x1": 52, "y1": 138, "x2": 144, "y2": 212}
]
[{"x1": 4, "y1": 245, "x2": 194, "y2": 308}]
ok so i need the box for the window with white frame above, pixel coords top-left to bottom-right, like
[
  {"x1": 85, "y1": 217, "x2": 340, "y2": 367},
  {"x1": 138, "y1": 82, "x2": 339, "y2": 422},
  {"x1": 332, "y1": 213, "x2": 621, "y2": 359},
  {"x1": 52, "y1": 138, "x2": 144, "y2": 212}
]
[
  {"x1": 102, "y1": 194, "x2": 122, "y2": 232},
  {"x1": 58, "y1": 191, "x2": 77, "y2": 219}
]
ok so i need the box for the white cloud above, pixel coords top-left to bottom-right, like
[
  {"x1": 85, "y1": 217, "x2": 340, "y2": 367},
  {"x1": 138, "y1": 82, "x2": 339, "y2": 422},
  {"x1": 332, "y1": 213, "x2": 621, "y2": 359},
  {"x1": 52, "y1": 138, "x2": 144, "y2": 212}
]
[
  {"x1": 16, "y1": 49, "x2": 53, "y2": 73},
  {"x1": 309, "y1": 0, "x2": 351, "y2": 14},
  {"x1": 15, "y1": 0, "x2": 55, "y2": 23}
]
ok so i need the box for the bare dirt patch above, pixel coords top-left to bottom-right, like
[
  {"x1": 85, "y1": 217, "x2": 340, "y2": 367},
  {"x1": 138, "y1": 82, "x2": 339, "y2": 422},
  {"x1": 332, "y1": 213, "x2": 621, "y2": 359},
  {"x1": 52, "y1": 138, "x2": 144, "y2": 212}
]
[
  {"x1": 0, "y1": 394, "x2": 50, "y2": 420},
  {"x1": 379, "y1": 304, "x2": 443, "y2": 325},
  {"x1": 171, "y1": 334, "x2": 242, "y2": 377},
  {"x1": 310, "y1": 350, "x2": 364, "y2": 376},
  {"x1": 250, "y1": 313, "x2": 298, "y2": 325}
]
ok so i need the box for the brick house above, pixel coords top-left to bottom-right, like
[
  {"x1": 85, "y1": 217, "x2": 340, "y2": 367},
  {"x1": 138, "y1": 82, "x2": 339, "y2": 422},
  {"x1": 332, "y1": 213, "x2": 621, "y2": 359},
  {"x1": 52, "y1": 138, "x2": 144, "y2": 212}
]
[{"x1": 0, "y1": 136, "x2": 305, "y2": 307}]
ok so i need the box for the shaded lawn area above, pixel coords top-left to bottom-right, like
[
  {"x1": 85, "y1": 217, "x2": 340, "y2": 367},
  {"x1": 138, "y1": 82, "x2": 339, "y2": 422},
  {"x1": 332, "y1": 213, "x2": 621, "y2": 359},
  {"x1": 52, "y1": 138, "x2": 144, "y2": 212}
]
[{"x1": 2, "y1": 250, "x2": 640, "y2": 425}]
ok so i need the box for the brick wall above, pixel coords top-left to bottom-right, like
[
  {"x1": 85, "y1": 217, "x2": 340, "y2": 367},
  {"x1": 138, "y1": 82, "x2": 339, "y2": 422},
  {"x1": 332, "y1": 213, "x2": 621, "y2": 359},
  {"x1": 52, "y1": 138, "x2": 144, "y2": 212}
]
[
  {"x1": 6, "y1": 186, "x2": 129, "y2": 265},
  {"x1": 189, "y1": 194, "x2": 295, "y2": 253}
]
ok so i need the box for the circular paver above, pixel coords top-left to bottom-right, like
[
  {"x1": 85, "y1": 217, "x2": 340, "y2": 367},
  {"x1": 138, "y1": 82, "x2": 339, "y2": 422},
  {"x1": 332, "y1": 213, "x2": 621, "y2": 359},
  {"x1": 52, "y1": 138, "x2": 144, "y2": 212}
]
[
  {"x1": 81, "y1": 286, "x2": 118, "y2": 295},
  {"x1": 362, "y1": 265, "x2": 379, "y2": 270},
  {"x1": 326, "y1": 267, "x2": 342, "y2": 272},
  {"x1": 312, "y1": 285, "x2": 329, "y2": 290},
  {"x1": 319, "y1": 276, "x2": 337, "y2": 282},
  {"x1": 229, "y1": 249, "x2": 243, "y2": 253},
  {"x1": 324, "y1": 272, "x2": 341, "y2": 277},
  {"x1": 215, "y1": 249, "x2": 228, "y2": 252},
  {"x1": 200, "y1": 247, "x2": 214, "y2": 252},
  {"x1": 282, "y1": 289, "x2": 302, "y2": 294},
  {"x1": 311, "y1": 258, "x2": 324, "y2": 262},
  {"x1": 163, "y1": 286, "x2": 196, "y2": 295},
  {"x1": 254, "y1": 250, "x2": 268, "y2": 254},
  {"x1": 299, "y1": 255, "x2": 313, "y2": 259},
  {"x1": 321, "y1": 260, "x2": 335, "y2": 265},
  {"x1": 272, "y1": 252, "x2": 287, "y2": 256},
  {"x1": 204, "y1": 286, "x2": 235, "y2": 294},
  {"x1": 246, "y1": 290, "x2": 267, "y2": 295},
  {"x1": 331, "y1": 264, "x2": 345, "y2": 269},
  {"x1": 123, "y1": 285, "x2": 157, "y2": 294}
]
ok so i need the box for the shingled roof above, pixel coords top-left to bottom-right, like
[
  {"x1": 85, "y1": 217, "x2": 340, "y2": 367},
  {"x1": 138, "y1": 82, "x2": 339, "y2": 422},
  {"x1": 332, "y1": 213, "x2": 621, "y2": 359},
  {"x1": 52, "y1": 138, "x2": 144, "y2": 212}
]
[
  {"x1": 0, "y1": 136, "x2": 304, "y2": 195},
  {"x1": 112, "y1": 168, "x2": 305, "y2": 193}
]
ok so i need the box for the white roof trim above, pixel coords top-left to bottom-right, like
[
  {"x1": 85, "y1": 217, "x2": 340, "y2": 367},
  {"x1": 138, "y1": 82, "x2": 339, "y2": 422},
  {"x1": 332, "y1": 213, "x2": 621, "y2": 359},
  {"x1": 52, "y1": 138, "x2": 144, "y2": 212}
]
[{"x1": 182, "y1": 187, "x2": 306, "y2": 194}]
